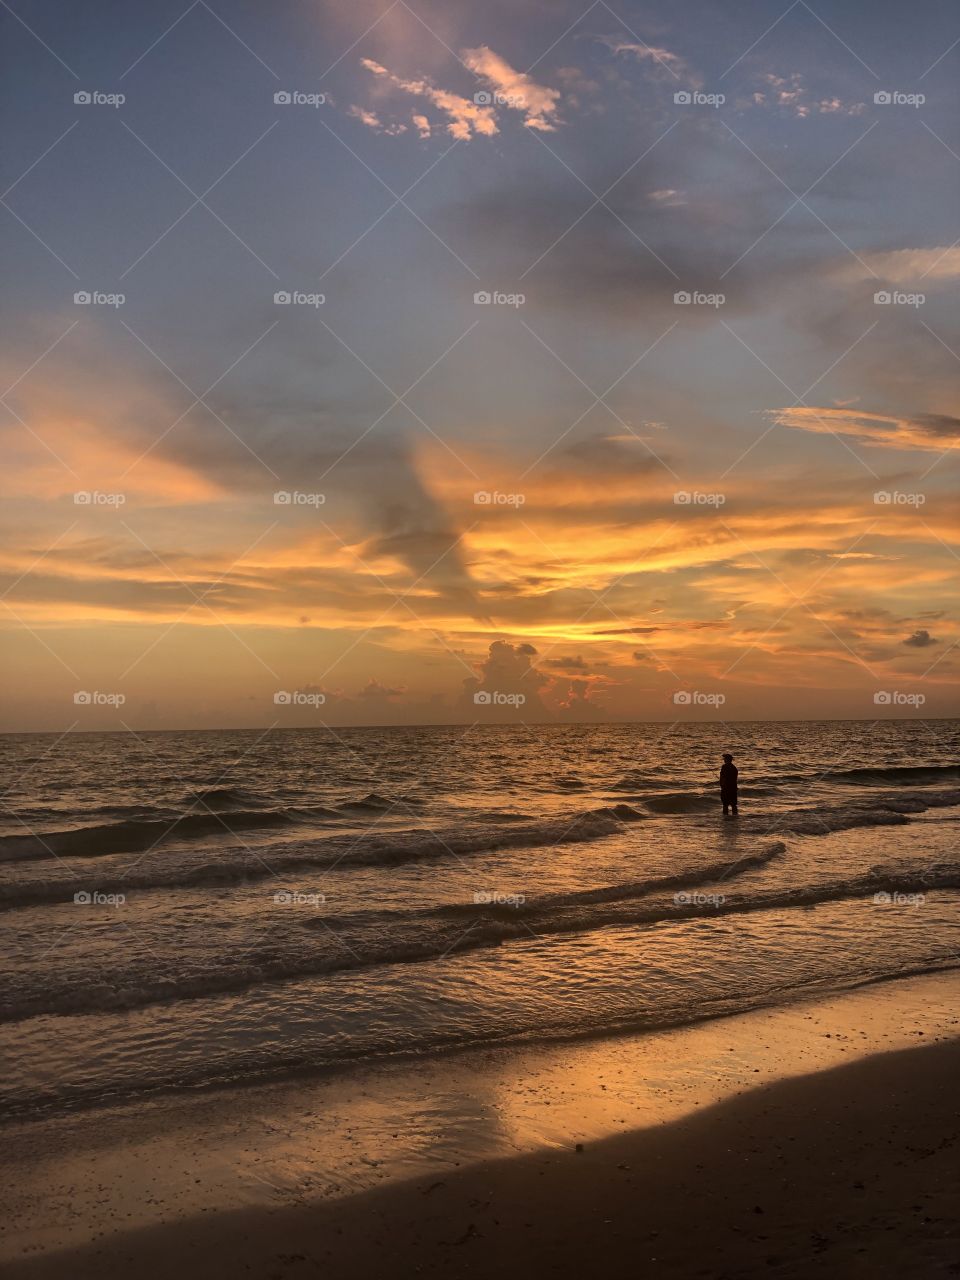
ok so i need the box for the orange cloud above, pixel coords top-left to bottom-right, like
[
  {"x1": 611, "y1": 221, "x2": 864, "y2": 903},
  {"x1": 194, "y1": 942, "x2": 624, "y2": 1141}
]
[
  {"x1": 0, "y1": 414, "x2": 224, "y2": 505},
  {"x1": 773, "y1": 407, "x2": 960, "y2": 453}
]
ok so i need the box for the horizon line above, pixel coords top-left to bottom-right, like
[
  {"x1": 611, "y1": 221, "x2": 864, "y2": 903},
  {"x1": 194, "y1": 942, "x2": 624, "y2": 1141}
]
[{"x1": 2, "y1": 713, "x2": 956, "y2": 737}]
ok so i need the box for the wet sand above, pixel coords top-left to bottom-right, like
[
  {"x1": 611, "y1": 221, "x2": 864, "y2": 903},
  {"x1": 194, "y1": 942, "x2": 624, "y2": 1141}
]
[{"x1": 4, "y1": 972, "x2": 959, "y2": 1279}]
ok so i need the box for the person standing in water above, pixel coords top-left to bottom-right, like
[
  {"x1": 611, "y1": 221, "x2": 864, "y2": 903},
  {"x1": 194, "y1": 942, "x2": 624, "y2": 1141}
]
[{"x1": 719, "y1": 753, "x2": 739, "y2": 816}]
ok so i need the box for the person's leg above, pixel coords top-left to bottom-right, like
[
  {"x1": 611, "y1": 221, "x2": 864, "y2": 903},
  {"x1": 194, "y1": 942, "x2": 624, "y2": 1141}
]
[
  {"x1": 722, "y1": 803, "x2": 729, "y2": 815},
  {"x1": 732, "y1": 803, "x2": 738, "y2": 815}
]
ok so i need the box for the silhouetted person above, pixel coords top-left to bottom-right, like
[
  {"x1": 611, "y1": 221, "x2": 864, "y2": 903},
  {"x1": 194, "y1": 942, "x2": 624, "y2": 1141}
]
[{"x1": 719, "y1": 753, "x2": 738, "y2": 816}]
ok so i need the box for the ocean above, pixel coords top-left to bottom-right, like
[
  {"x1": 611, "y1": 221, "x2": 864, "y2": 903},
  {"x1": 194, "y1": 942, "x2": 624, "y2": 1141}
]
[{"x1": 2, "y1": 719, "x2": 958, "y2": 1121}]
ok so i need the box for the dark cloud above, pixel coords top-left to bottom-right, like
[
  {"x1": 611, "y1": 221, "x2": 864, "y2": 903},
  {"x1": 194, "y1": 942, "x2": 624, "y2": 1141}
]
[
  {"x1": 596, "y1": 620, "x2": 727, "y2": 636},
  {"x1": 902, "y1": 629, "x2": 937, "y2": 648},
  {"x1": 357, "y1": 678, "x2": 406, "y2": 700},
  {"x1": 915, "y1": 414, "x2": 960, "y2": 439},
  {"x1": 460, "y1": 639, "x2": 550, "y2": 716},
  {"x1": 554, "y1": 674, "x2": 610, "y2": 717},
  {"x1": 598, "y1": 625, "x2": 662, "y2": 635}
]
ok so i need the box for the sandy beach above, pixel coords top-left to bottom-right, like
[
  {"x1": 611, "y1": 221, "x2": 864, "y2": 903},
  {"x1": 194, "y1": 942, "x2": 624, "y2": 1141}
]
[
  {"x1": 4, "y1": 971, "x2": 959, "y2": 1280},
  {"x1": 7, "y1": 1038, "x2": 958, "y2": 1279}
]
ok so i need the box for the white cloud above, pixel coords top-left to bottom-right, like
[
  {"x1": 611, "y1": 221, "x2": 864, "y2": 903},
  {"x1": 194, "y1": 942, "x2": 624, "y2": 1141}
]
[
  {"x1": 356, "y1": 48, "x2": 562, "y2": 139},
  {"x1": 751, "y1": 73, "x2": 864, "y2": 118},
  {"x1": 760, "y1": 72, "x2": 809, "y2": 116},
  {"x1": 648, "y1": 188, "x2": 685, "y2": 206},
  {"x1": 460, "y1": 45, "x2": 561, "y2": 131},
  {"x1": 360, "y1": 57, "x2": 498, "y2": 140},
  {"x1": 348, "y1": 102, "x2": 407, "y2": 134},
  {"x1": 348, "y1": 104, "x2": 382, "y2": 129},
  {"x1": 816, "y1": 96, "x2": 865, "y2": 115},
  {"x1": 598, "y1": 35, "x2": 691, "y2": 81}
]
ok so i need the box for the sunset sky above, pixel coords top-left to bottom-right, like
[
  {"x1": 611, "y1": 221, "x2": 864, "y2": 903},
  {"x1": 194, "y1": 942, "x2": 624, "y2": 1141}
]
[{"x1": 1, "y1": 0, "x2": 958, "y2": 729}]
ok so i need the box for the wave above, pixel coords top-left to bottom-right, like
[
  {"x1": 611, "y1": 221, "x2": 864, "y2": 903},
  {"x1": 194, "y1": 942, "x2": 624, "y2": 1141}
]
[
  {"x1": 632, "y1": 787, "x2": 960, "y2": 823},
  {"x1": 742, "y1": 788, "x2": 960, "y2": 836},
  {"x1": 0, "y1": 842, "x2": 785, "y2": 1021},
  {"x1": 463, "y1": 810, "x2": 533, "y2": 824},
  {"x1": 613, "y1": 786, "x2": 784, "y2": 814},
  {"x1": 642, "y1": 792, "x2": 717, "y2": 815},
  {"x1": 827, "y1": 765, "x2": 960, "y2": 786},
  {"x1": 610, "y1": 763, "x2": 960, "y2": 794},
  {"x1": 0, "y1": 808, "x2": 632, "y2": 908},
  {"x1": 8, "y1": 854, "x2": 960, "y2": 1025},
  {"x1": 403, "y1": 862, "x2": 960, "y2": 945},
  {"x1": 8, "y1": 954, "x2": 960, "y2": 1123},
  {"x1": 4, "y1": 788, "x2": 958, "y2": 907},
  {"x1": 335, "y1": 791, "x2": 420, "y2": 813},
  {"x1": 586, "y1": 803, "x2": 645, "y2": 821},
  {"x1": 0, "y1": 791, "x2": 430, "y2": 865},
  {"x1": 184, "y1": 786, "x2": 264, "y2": 810},
  {"x1": 610, "y1": 771, "x2": 669, "y2": 791},
  {"x1": 437, "y1": 844, "x2": 784, "y2": 916},
  {"x1": 0, "y1": 795, "x2": 415, "y2": 863},
  {"x1": 0, "y1": 809, "x2": 301, "y2": 862}
]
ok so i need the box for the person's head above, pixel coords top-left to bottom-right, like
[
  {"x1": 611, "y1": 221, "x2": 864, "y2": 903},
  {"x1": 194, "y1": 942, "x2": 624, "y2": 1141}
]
[{"x1": 723, "y1": 753, "x2": 733, "y2": 763}]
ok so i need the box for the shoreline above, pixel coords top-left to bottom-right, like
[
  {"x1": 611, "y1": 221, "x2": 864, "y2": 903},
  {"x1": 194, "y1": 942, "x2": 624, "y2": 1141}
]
[
  {"x1": 3, "y1": 968, "x2": 959, "y2": 1274},
  {"x1": 3, "y1": 957, "x2": 957, "y2": 1125},
  {"x1": 6, "y1": 1037, "x2": 959, "y2": 1279}
]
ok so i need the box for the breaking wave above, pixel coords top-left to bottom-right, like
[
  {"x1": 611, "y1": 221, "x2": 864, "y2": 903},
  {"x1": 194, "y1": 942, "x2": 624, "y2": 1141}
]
[
  {"x1": 6, "y1": 852, "x2": 960, "y2": 1025},
  {"x1": 0, "y1": 808, "x2": 628, "y2": 907}
]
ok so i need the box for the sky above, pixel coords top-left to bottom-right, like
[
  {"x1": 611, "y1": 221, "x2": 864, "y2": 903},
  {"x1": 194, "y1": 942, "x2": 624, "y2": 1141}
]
[{"x1": 1, "y1": 0, "x2": 958, "y2": 730}]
